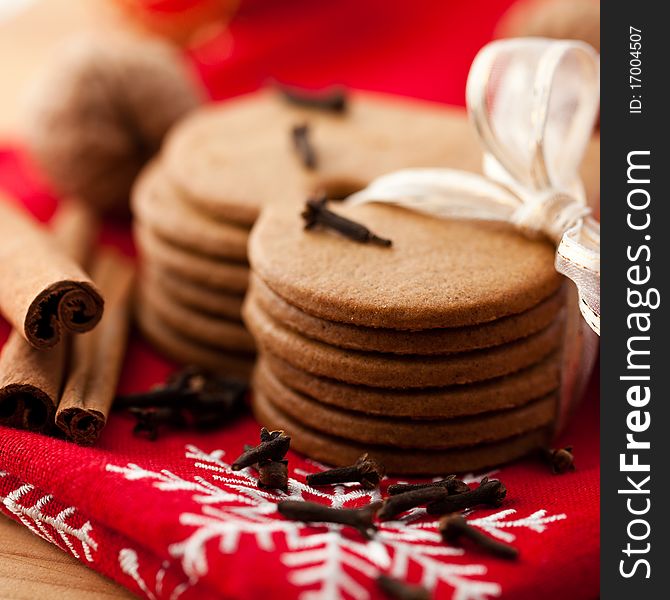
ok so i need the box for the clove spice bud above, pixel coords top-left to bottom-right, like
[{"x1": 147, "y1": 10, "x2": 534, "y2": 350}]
[
  {"x1": 232, "y1": 428, "x2": 291, "y2": 470},
  {"x1": 302, "y1": 195, "x2": 392, "y2": 247},
  {"x1": 377, "y1": 486, "x2": 449, "y2": 521},
  {"x1": 258, "y1": 459, "x2": 289, "y2": 492},
  {"x1": 259, "y1": 427, "x2": 282, "y2": 443},
  {"x1": 278, "y1": 83, "x2": 348, "y2": 112},
  {"x1": 376, "y1": 574, "x2": 430, "y2": 600},
  {"x1": 440, "y1": 514, "x2": 519, "y2": 560},
  {"x1": 387, "y1": 475, "x2": 469, "y2": 496},
  {"x1": 292, "y1": 123, "x2": 317, "y2": 169},
  {"x1": 129, "y1": 406, "x2": 180, "y2": 441},
  {"x1": 426, "y1": 477, "x2": 507, "y2": 515},
  {"x1": 542, "y1": 446, "x2": 576, "y2": 474},
  {"x1": 277, "y1": 500, "x2": 379, "y2": 539},
  {"x1": 118, "y1": 366, "x2": 248, "y2": 439},
  {"x1": 306, "y1": 454, "x2": 385, "y2": 489},
  {"x1": 117, "y1": 367, "x2": 248, "y2": 408}
]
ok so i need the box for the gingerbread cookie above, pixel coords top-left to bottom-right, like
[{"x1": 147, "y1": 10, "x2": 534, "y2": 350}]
[
  {"x1": 243, "y1": 296, "x2": 563, "y2": 387},
  {"x1": 254, "y1": 360, "x2": 557, "y2": 449},
  {"x1": 138, "y1": 281, "x2": 255, "y2": 353},
  {"x1": 261, "y1": 351, "x2": 561, "y2": 418},
  {"x1": 143, "y1": 266, "x2": 244, "y2": 321},
  {"x1": 249, "y1": 204, "x2": 562, "y2": 330},
  {"x1": 253, "y1": 389, "x2": 551, "y2": 474},
  {"x1": 249, "y1": 273, "x2": 565, "y2": 354},
  {"x1": 132, "y1": 160, "x2": 250, "y2": 261},
  {"x1": 162, "y1": 90, "x2": 600, "y2": 226},
  {"x1": 162, "y1": 91, "x2": 484, "y2": 225},
  {"x1": 134, "y1": 224, "x2": 249, "y2": 293},
  {"x1": 135, "y1": 302, "x2": 254, "y2": 377}
]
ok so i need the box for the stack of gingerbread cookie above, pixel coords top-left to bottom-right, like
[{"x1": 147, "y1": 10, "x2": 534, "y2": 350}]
[
  {"x1": 132, "y1": 158, "x2": 256, "y2": 376},
  {"x1": 131, "y1": 89, "x2": 496, "y2": 376},
  {"x1": 244, "y1": 201, "x2": 569, "y2": 474},
  {"x1": 132, "y1": 88, "x2": 598, "y2": 381}
]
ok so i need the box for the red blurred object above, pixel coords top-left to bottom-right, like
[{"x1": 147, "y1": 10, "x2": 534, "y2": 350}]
[
  {"x1": 112, "y1": 0, "x2": 239, "y2": 46},
  {"x1": 0, "y1": 1, "x2": 599, "y2": 598}
]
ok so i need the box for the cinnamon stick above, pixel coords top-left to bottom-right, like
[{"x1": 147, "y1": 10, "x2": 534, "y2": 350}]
[
  {"x1": 56, "y1": 250, "x2": 134, "y2": 445},
  {"x1": 0, "y1": 194, "x2": 104, "y2": 349},
  {"x1": 0, "y1": 200, "x2": 98, "y2": 431},
  {"x1": 0, "y1": 341, "x2": 64, "y2": 431}
]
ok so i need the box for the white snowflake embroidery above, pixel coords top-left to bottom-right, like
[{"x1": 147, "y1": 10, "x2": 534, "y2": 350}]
[
  {"x1": 467, "y1": 509, "x2": 567, "y2": 543},
  {"x1": 0, "y1": 471, "x2": 98, "y2": 562},
  {"x1": 118, "y1": 549, "x2": 191, "y2": 600},
  {"x1": 107, "y1": 446, "x2": 567, "y2": 600}
]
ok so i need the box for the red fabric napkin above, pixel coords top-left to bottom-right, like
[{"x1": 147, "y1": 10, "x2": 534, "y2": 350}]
[{"x1": 0, "y1": 1, "x2": 599, "y2": 598}]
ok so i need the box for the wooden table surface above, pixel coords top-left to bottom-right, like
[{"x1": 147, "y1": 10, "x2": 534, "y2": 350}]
[{"x1": 0, "y1": 515, "x2": 134, "y2": 599}]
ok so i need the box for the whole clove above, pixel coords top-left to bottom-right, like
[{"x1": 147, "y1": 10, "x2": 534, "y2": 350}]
[
  {"x1": 258, "y1": 459, "x2": 289, "y2": 492},
  {"x1": 117, "y1": 366, "x2": 248, "y2": 409},
  {"x1": 117, "y1": 366, "x2": 248, "y2": 439},
  {"x1": 260, "y1": 427, "x2": 283, "y2": 443},
  {"x1": 542, "y1": 446, "x2": 575, "y2": 474},
  {"x1": 302, "y1": 195, "x2": 392, "y2": 247},
  {"x1": 387, "y1": 475, "x2": 469, "y2": 496},
  {"x1": 119, "y1": 386, "x2": 182, "y2": 406},
  {"x1": 278, "y1": 83, "x2": 348, "y2": 113},
  {"x1": 440, "y1": 514, "x2": 519, "y2": 560},
  {"x1": 376, "y1": 574, "x2": 430, "y2": 600},
  {"x1": 426, "y1": 477, "x2": 506, "y2": 515},
  {"x1": 130, "y1": 406, "x2": 179, "y2": 441},
  {"x1": 306, "y1": 454, "x2": 385, "y2": 490},
  {"x1": 232, "y1": 428, "x2": 291, "y2": 470},
  {"x1": 377, "y1": 486, "x2": 449, "y2": 521},
  {"x1": 241, "y1": 433, "x2": 290, "y2": 492},
  {"x1": 292, "y1": 123, "x2": 317, "y2": 169},
  {"x1": 277, "y1": 500, "x2": 379, "y2": 539}
]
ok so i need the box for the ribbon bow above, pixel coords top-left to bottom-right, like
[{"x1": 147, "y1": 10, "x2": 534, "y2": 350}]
[{"x1": 348, "y1": 38, "x2": 600, "y2": 335}]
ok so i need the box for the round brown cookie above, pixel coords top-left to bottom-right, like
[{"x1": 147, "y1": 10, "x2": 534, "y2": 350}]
[
  {"x1": 250, "y1": 273, "x2": 565, "y2": 354},
  {"x1": 143, "y1": 265, "x2": 244, "y2": 321},
  {"x1": 253, "y1": 360, "x2": 557, "y2": 449},
  {"x1": 132, "y1": 160, "x2": 250, "y2": 261},
  {"x1": 253, "y1": 390, "x2": 551, "y2": 474},
  {"x1": 262, "y1": 351, "x2": 561, "y2": 418},
  {"x1": 162, "y1": 90, "x2": 599, "y2": 227},
  {"x1": 138, "y1": 280, "x2": 255, "y2": 353},
  {"x1": 249, "y1": 203, "x2": 562, "y2": 330},
  {"x1": 162, "y1": 91, "x2": 485, "y2": 226},
  {"x1": 243, "y1": 297, "x2": 564, "y2": 388},
  {"x1": 135, "y1": 302, "x2": 254, "y2": 377},
  {"x1": 134, "y1": 224, "x2": 249, "y2": 293}
]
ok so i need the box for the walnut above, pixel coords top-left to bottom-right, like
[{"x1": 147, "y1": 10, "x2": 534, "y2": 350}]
[
  {"x1": 496, "y1": 0, "x2": 600, "y2": 52},
  {"x1": 23, "y1": 34, "x2": 204, "y2": 216}
]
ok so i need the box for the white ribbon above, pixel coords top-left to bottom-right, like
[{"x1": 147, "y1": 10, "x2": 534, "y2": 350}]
[{"x1": 348, "y1": 38, "x2": 600, "y2": 335}]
